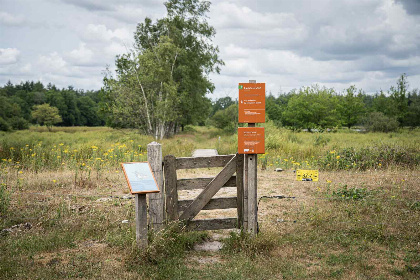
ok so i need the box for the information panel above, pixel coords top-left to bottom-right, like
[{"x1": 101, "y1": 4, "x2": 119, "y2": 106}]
[
  {"x1": 238, "y1": 83, "x2": 265, "y2": 123},
  {"x1": 238, "y1": 127, "x2": 265, "y2": 154},
  {"x1": 121, "y1": 162, "x2": 160, "y2": 194},
  {"x1": 296, "y1": 170, "x2": 319, "y2": 182}
]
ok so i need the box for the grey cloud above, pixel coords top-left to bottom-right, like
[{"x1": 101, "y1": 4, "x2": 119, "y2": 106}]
[
  {"x1": 0, "y1": 12, "x2": 25, "y2": 26},
  {"x1": 61, "y1": 0, "x2": 114, "y2": 11},
  {"x1": 396, "y1": 0, "x2": 420, "y2": 15},
  {"x1": 60, "y1": 0, "x2": 163, "y2": 12}
]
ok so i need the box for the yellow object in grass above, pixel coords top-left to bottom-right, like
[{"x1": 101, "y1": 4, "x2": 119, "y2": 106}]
[{"x1": 296, "y1": 169, "x2": 319, "y2": 182}]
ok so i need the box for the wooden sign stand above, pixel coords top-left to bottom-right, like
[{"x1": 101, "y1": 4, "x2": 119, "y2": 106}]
[
  {"x1": 240, "y1": 79, "x2": 262, "y2": 235},
  {"x1": 121, "y1": 159, "x2": 161, "y2": 249},
  {"x1": 135, "y1": 194, "x2": 148, "y2": 248}
]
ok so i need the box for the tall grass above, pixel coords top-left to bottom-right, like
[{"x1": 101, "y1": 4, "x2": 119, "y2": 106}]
[{"x1": 1, "y1": 124, "x2": 419, "y2": 172}]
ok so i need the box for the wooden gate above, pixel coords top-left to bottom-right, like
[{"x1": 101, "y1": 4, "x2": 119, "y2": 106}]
[{"x1": 163, "y1": 153, "x2": 245, "y2": 231}]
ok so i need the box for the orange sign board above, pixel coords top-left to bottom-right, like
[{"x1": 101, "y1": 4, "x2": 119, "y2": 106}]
[
  {"x1": 238, "y1": 83, "x2": 265, "y2": 123},
  {"x1": 238, "y1": 127, "x2": 265, "y2": 154}
]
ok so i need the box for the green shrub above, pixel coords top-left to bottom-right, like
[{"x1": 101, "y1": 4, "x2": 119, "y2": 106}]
[
  {"x1": 222, "y1": 230, "x2": 277, "y2": 257},
  {"x1": 9, "y1": 117, "x2": 29, "y2": 130},
  {"x1": 129, "y1": 222, "x2": 207, "y2": 265},
  {"x1": 331, "y1": 185, "x2": 370, "y2": 200},
  {"x1": 211, "y1": 104, "x2": 238, "y2": 133},
  {"x1": 364, "y1": 112, "x2": 399, "y2": 132},
  {"x1": 0, "y1": 117, "x2": 11, "y2": 132},
  {"x1": 313, "y1": 133, "x2": 330, "y2": 146}
]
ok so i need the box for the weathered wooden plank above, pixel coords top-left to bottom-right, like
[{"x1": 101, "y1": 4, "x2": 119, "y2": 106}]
[
  {"x1": 178, "y1": 197, "x2": 237, "y2": 212},
  {"x1": 186, "y1": 218, "x2": 237, "y2": 231},
  {"x1": 135, "y1": 194, "x2": 148, "y2": 248},
  {"x1": 236, "y1": 153, "x2": 244, "y2": 229},
  {"x1": 164, "y1": 155, "x2": 178, "y2": 222},
  {"x1": 147, "y1": 142, "x2": 164, "y2": 231},
  {"x1": 179, "y1": 155, "x2": 237, "y2": 221},
  {"x1": 177, "y1": 176, "x2": 236, "y2": 190},
  {"x1": 247, "y1": 154, "x2": 258, "y2": 234},
  {"x1": 176, "y1": 154, "x2": 235, "y2": 169},
  {"x1": 243, "y1": 154, "x2": 249, "y2": 231}
]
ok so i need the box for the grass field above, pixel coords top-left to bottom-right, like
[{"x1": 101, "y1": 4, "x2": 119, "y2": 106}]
[{"x1": 1, "y1": 125, "x2": 419, "y2": 279}]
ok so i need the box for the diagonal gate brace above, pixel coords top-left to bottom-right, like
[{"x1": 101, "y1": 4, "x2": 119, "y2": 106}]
[{"x1": 179, "y1": 155, "x2": 237, "y2": 221}]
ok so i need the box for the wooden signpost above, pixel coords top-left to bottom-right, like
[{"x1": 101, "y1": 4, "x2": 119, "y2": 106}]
[
  {"x1": 238, "y1": 80, "x2": 265, "y2": 235},
  {"x1": 121, "y1": 162, "x2": 160, "y2": 248}
]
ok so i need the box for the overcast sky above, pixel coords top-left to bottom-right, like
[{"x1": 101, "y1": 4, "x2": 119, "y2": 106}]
[{"x1": 1, "y1": 0, "x2": 419, "y2": 99}]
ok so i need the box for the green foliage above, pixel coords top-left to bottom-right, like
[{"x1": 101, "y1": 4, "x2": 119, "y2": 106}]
[
  {"x1": 0, "y1": 81, "x2": 104, "y2": 129},
  {"x1": 338, "y1": 85, "x2": 366, "y2": 128},
  {"x1": 364, "y1": 112, "x2": 399, "y2": 132},
  {"x1": 31, "y1": 104, "x2": 62, "y2": 131},
  {"x1": 103, "y1": 0, "x2": 222, "y2": 139},
  {"x1": 0, "y1": 183, "x2": 10, "y2": 216},
  {"x1": 313, "y1": 134, "x2": 330, "y2": 147},
  {"x1": 317, "y1": 145, "x2": 419, "y2": 171},
  {"x1": 282, "y1": 85, "x2": 341, "y2": 130},
  {"x1": 331, "y1": 185, "x2": 370, "y2": 200},
  {"x1": 9, "y1": 117, "x2": 29, "y2": 130},
  {"x1": 222, "y1": 230, "x2": 277, "y2": 258},
  {"x1": 211, "y1": 104, "x2": 238, "y2": 133},
  {"x1": 211, "y1": 96, "x2": 235, "y2": 116},
  {"x1": 0, "y1": 117, "x2": 11, "y2": 131},
  {"x1": 127, "y1": 222, "x2": 207, "y2": 279}
]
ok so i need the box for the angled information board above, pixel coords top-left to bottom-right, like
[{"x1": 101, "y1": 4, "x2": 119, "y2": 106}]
[
  {"x1": 238, "y1": 83, "x2": 265, "y2": 123},
  {"x1": 121, "y1": 162, "x2": 160, "y2": 194},
  {"x1": 238, "y1": 127, "x2": 265, "y2": 154}
]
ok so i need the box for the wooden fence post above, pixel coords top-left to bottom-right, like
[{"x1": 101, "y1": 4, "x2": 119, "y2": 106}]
[
  {"x1": 246, "y1": 153, "x2": 258, "y2": 234},
  {"x1": 164, "y1": 155, "x2": 178, "y2": 222},
  {"x1": 135, "y1": 194, "x2": 148, "y2": 248},
  {"x1": 236, "y1": 153, "x2": 244, "y2": 229},
  {"x1": 147, "y1": 142, "x2": 164, "y2": 231}
]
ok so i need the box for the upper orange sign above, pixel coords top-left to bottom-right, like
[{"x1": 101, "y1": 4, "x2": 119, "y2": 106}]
[{"x1": 238, "y1": 83, "x2": 265, "y2": 123}]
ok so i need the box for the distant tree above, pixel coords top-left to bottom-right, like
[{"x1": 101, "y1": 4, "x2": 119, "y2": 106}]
[
  {"x1": 372, "y1": 90, "x2": 393, "y2": 116},
  {"x1": 406, "y1": 89, "x2": 420, "y2": 127},
  {"x1": 212, "y1": 96, "x2": 235, "y2": 116},
  {"x1": 31, "y1": 104, "x2": 62, "y2": 131},
  {"x1": 266, "y1": 93, "x2": 282, "y2": 127},
  {"x1": 282, "y1": 85, "x2": 341, "y2": 130},
  {"x1": 389, "y1": 73, "x2": 409, "y2": 126},
  {"x1": 211, "y1": 104, "x2": 238, "y2": 133},
  {"x1": 338, "y1": 85, "x2": 366, "y2": 128},
  {"x1": 102, "y1": 0, "x2": 222, "y2": 139}
]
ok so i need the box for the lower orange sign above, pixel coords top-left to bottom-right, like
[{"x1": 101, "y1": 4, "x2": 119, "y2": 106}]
[{"x1": 238, "y1": 127, "x2": 265, "y2": 154}]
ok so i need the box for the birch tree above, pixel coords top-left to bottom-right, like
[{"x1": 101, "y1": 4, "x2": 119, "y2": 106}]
[{"x1": 102, "y1": 0, "x2": 223, "y2": 139}]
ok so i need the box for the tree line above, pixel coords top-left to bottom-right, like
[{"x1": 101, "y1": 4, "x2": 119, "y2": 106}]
[
  {"x1": 1, "y1": 73, "x2": 419, "y2": 133},
  {"x1": 211, "y1": 74, "x2": 420, "y2": 133},
  {"x1": 0, "y1": 81, "x2": 104, "y2": 131}
]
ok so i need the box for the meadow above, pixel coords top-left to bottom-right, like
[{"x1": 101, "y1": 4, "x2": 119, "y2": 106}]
[{"x1": 0, "y1": 124, "x2": 419, "y2": 279}]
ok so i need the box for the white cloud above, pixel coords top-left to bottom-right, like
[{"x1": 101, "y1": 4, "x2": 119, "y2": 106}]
[
  {"x1": 105, "y1": 42, "x2": 128, "y2": 57},
  {"x1": 0, "y1": 12, "x2": 25, "y2": 26},
  {"x1": 38, "y1": 52, "x2": 67, "y2": 73},
  {"x1": 67, "y1": 43, "x2": 94, "y2": 65},
  {"x1": 0, "y1": 48, "x2": 20, "y2": 65},
  {"x1": 82, "y1": 24, "x2": 131, "y2": 42},
  {"x1": 20, "y1": 63, "x2": 32, "y2": 74}
]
